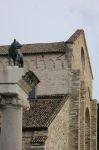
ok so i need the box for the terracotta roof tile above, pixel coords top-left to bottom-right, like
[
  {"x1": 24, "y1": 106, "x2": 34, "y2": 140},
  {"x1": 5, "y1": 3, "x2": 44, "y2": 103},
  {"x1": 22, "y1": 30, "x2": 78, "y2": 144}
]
[
  {"x1": 0, "y1": 42, "x2": 67, "y2": 56},
  {"x1": 31, "y1": 136, "x2": 47, "y2": 144},
  {"x1": 23, "y1": 95, "x2": 69, "y2": 128}
]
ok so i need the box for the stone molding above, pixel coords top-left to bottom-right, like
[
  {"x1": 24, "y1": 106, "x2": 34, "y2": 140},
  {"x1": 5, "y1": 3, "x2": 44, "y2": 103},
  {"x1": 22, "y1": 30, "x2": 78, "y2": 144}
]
[{"x1": 0, "y1": 95, "x2": 24, "y2": 108}]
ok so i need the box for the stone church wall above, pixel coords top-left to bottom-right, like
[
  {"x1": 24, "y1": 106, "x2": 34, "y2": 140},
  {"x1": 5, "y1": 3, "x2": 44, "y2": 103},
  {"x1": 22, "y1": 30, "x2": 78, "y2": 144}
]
[
  {"x1": 0, "y1": 53, "x2": 71, "y2": 96},
  {"x1": 25, "y1": 54, "x2": 71, "y2": 96},
  {"x1": 71, "y1": 34, "x2": 93, "y2": 96},
  {"x1": 45, "y1": 97, "x2": 70, "y2": 150}
]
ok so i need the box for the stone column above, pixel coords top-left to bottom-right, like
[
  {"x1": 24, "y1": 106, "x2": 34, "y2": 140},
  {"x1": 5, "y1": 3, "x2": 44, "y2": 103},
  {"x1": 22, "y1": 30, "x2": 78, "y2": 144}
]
[
  {"x1": 0, "y1": 66, "x2": 30, "y2": 150},
  {"x1": 0, "y1": 98, "x2": 23, "y2": 150}
]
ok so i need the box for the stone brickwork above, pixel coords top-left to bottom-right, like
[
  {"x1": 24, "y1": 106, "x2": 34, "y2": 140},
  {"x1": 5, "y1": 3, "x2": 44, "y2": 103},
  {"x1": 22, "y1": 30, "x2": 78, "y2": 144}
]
[
  {"x1": 69, "y1": 70, "x2": 80, "y2": 150},
  {"x1": 69, "y1": 31, "x2": 97, "y2": 150},
  {"x1": 71, "y1": 33, "x2": 93, "y2": 95},
  {"x1": 80, "y1": 81, "x2": 86, "y2": 150},
  {"x1": 45, "y1": 97, "x2": 70, "y2": 150},
  {"x1": 90, "y1": 100, "x2": 97, "y2": 150}
]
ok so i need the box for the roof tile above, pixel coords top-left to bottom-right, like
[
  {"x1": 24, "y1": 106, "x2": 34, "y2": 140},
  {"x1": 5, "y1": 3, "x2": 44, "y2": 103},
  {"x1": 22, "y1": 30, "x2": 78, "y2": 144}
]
[
  {"x1": 23, "y1": 95, "x2": 69, "y2": 128},
  {"x1": 0, "y1": 42, "x2": 66, "y2": 56}
]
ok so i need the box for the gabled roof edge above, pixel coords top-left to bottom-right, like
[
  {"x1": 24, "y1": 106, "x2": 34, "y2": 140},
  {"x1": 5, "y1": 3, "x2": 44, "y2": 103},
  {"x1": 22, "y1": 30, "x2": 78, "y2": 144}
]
[
  {"x1": 82, "y1": 30, "x2": 94, "y2": 79},
  {"x1": 46, "y1": 95, "x2": 70, "y2": 127},
  {"x1": 66, "y1": 29, "x2": 84, "y2": 43},
  {"x1": 66, "y1": 29, "x2": 93, "y2": 79}
]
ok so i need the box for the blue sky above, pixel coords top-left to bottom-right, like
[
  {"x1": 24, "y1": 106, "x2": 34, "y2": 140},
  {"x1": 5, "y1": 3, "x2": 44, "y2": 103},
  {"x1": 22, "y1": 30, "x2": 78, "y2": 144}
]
[{"x1": 0, "y1": 0, "x2": 99, "y2": 101}]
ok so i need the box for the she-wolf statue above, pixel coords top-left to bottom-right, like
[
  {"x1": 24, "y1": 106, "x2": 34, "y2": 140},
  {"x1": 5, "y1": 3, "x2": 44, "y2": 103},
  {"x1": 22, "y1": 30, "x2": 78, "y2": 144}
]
[{"x1": 8, "y1": 39, "x2": 24, "y2": 67}]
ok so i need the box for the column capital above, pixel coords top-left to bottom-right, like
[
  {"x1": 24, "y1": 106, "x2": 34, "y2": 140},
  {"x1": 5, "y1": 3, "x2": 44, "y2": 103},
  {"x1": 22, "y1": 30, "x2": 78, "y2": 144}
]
[{"x1": 0, "y1": 94, "x2": 29, "y2": 108}]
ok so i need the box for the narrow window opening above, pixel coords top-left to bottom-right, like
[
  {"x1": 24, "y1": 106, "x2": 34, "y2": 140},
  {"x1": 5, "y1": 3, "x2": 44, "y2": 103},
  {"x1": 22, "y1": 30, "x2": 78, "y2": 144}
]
[{"x1": 81, "y1": 47, "x2": 85, "y2": 71}]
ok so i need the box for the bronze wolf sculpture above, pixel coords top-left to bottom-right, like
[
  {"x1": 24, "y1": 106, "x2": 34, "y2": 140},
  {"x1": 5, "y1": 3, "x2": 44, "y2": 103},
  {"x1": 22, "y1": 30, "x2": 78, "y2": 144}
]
[{"x1": 8, "y1": 39, "x2": 24, "y2": 67}]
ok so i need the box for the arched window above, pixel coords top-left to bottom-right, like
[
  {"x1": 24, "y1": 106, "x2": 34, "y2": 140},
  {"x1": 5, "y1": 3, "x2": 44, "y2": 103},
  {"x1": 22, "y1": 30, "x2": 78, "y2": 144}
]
[
  {"x1": 81, "y1": 47, "x2": 85, "y2": 71},
  {"x1": 85, "y1": 108, "x2": 90, "y2": 150}
]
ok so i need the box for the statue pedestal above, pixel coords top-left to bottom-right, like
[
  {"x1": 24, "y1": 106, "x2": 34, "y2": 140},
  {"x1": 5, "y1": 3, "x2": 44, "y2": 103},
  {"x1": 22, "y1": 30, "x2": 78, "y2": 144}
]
[{"x1": 0, "y1": 66, "x2": 30, "y2": 150}]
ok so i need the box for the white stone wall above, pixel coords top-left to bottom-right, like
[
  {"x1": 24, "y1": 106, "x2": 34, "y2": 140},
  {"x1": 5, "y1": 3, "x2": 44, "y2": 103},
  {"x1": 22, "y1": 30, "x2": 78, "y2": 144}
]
[
  {"x1": 0, "y1": 53, "x2": 71, "y2": 96},
  {"x1": 24, "y1": 54, "x2": 70, "y2": 96}
]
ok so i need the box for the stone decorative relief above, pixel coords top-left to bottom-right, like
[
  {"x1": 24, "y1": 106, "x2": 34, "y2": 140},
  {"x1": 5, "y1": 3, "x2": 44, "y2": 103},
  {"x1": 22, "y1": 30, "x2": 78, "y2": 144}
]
[
  {"x1": 38, "y1": 57, "x2": 46, "y2": 70},
  {"x1": 0, "y1": 54, "x2": 67, "y2": 71},
  {"x1": 0, "y1": 96, "x2": 22, "y2": 106},
  {"x1": 56, "y1": 58, "x2": 64, "y2": 69},
  {"x1": 29, "y1": 57, "x2": 38, "y2": 70},
  {"x1": 47, "y1": 59, "x2": 55, "y2": 70},
  {"x1": 24, "y1": 54, "x2": 66, "y2": 71}
]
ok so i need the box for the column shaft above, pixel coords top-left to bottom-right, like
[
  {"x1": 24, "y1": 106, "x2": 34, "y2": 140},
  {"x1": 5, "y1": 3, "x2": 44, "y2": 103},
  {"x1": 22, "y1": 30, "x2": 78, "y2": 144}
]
[{"x1": 0, "y1": 105, "x2": 22, "y2": 150}]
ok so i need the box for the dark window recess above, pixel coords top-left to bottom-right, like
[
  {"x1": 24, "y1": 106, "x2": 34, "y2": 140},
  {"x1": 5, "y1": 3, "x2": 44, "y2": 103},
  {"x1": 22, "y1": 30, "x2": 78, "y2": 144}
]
[
  {"x1": 28, "y1": 86, "x2": 35, "y2": 99},
  {"x1": 81, "y1": 47, "x2": 85, "y2": 71}
]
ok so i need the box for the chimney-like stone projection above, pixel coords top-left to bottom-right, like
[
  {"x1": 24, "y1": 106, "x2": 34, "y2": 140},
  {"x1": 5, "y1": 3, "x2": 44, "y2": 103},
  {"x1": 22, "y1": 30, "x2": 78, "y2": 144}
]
[{"x1": 0, "y1": 66, "x2": 40, "y2": 150}]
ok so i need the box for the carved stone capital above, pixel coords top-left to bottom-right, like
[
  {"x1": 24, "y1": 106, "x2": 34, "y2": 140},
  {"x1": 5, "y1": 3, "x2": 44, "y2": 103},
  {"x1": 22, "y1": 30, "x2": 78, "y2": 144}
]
[{"x1": 0, "y1": 94, "x2": 30, "y2": 109}]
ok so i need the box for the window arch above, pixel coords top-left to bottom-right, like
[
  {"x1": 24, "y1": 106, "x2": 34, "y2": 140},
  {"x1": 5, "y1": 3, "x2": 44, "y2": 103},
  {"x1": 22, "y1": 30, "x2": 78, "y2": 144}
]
[
  {"x1": 81, "y1": 47, "x2": 85, "y2": 71},
  {"x1": 85, "y1": 108, "x2": 90, "y2": 150}
]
